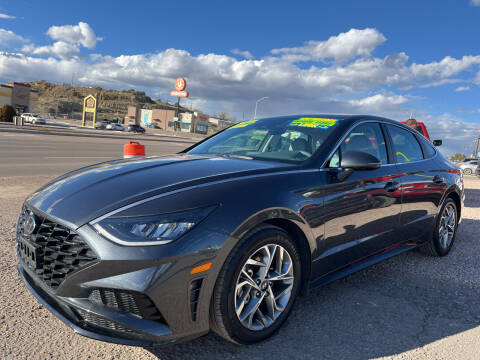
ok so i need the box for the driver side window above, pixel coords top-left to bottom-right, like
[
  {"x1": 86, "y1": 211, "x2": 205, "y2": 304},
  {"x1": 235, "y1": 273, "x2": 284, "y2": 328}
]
[{"x1": 329, "y1": 122, "x2": 388, "y2": 167}]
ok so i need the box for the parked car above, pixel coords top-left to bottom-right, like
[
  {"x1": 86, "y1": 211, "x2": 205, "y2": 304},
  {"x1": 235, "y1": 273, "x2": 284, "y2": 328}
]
[
  {"x1": 475, "y1": 164, "x2": 480, "y2": 177},
  {"x1": 21, "y1": 113, "x2": 46, "y2": 125},
  {"x1": 400, "y1": 121, "x2": 442, "y2": 147},
  {"x1": 106, "y1": 123, "x2": 124, "y2": 131},
  {"x1": 458, "y1": 159, "x2": 478, "y2": 175},
  {"x1": 95, "y1": 121, "x2": 110, "y2": 130},
  {"x1": 401, "y1": 120, "x2": 430, "y2": 139},
  {"x1": 17, "y1": 115, "x2": 463, "y2": 347},
  {"x1": 126, "y1": 124, "x2": 146, "y2": 133}
]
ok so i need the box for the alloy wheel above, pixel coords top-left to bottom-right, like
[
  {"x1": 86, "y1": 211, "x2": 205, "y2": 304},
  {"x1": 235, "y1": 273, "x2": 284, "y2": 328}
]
[
  {"x1": 234, "y1": 244, "x2": 294, "y2": 331},
  {"x1": 439, "y1": 203, "x2": 456, "y2": 249}
]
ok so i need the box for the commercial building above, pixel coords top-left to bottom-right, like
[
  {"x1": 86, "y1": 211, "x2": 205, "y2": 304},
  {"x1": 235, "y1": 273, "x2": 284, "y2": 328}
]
[
  {"x1": 125, "y1": 106, "x2": 176, "y2": 131},
  {"x1": 0, "y1": 82, "x2": 39, "y2": 113},
  {"x1": 208, "y1": 117, "x2": 236, "y2": 129},
  {"x1": 126, "y1": 106, "x2": 210, "y2": 134},
  {"x1": 179, "y1": 112, "x2": 209, "y2": 134}
]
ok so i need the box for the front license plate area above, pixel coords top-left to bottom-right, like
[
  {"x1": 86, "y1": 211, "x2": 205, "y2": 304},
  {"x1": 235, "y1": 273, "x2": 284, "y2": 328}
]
[{"x1": 18, "y1": 237, "x2": 42, "y2": 270}]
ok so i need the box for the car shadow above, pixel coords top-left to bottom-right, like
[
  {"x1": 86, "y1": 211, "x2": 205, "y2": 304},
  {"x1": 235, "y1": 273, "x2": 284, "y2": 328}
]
[
  {"x1": 464, "y1": 188, "x2": 480, "y2": 208},
  {"x1": 145, "y1": 218, "x2": 480, "y2": 360}
]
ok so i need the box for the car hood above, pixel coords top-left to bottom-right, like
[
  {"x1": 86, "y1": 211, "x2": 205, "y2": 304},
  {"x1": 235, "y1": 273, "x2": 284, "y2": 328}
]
[{"x1": 26, "y1": 154, "x2": 293, "y2": 228}]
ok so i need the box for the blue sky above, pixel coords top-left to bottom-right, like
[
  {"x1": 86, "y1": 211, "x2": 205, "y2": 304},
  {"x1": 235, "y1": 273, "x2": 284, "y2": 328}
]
[{"x1": 1, "y1": 0, "x2": 480, "y2": 155}]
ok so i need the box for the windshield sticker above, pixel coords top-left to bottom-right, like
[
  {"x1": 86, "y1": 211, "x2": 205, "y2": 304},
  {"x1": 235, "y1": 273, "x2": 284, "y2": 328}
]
[
  {"x1": 288, "y1": 117, "x2": 339, "y2": 129},
  {"x1": 230, "y1": 120, "x2": 257, "y2": 129}
]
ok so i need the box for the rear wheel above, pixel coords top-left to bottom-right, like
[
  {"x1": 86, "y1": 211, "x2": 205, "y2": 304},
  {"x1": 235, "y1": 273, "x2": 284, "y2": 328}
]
[
  {"x1": 463, "y1": 168, "x2": 472, "y2": 175},
  {"x1": 420, "y1": 198, "x2": 458, "y2": 256},
  {"x1": 211, "y1": 225, "x2": 301, "y2": 344}
]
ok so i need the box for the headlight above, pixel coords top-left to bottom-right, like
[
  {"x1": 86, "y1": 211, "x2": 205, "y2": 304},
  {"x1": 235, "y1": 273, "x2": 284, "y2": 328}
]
[{"x1": 92, "y1": 206, "x2": 216, "y2": 246}]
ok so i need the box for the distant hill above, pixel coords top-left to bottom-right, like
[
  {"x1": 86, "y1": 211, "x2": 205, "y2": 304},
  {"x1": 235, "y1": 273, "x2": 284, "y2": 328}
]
[{"x1": 28, "y1": 81, "x2": 192, "y2": 120}]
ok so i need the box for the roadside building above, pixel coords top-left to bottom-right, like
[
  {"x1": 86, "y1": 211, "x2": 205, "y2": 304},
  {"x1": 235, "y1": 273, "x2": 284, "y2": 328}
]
[
  {"x1": 179, "y1": 112, "x2": 209, "y2": 134},
  {"x1": 0, "y1": 82, "x2": 39, "y2": 114},
  {"x1": 209, "y1": 117, "x2": 236, "y2": 129},
  {"x1": 125, "y1": 106, "x2": 176, "y2": 130}
]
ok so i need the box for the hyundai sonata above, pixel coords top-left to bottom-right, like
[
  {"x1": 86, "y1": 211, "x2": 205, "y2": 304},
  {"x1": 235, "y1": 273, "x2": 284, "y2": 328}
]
[{"x1": 16, "y1": 115, "x2": 463, "y2": 346}]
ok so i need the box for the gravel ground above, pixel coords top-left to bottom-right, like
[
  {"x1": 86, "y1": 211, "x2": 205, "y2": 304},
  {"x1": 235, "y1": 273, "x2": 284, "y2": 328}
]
[{"x1": 1, "y1": 176, "x2": 479, "y2": 360}]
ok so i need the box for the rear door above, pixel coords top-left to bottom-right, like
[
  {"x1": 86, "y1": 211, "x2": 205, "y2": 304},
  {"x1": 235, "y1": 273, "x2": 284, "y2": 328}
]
[
  {"x1": 314, "y1": 121, "x2": 402, "y2": 277},
  {"x1": 384, "y1": 124, "x2": 446, "y2": 243}
]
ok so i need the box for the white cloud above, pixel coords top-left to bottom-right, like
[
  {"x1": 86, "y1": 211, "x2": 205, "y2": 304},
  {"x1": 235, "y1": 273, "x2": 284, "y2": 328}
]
[
  {"x1": 271, "y1": 28, "x2": 386, "y2": 62},
  {"x1": 348, "y1": 94, "x2": 408, "y2": 112},
  {"x1": 46, "y1": 22, "x2": 101, "y2": 49},
  {"x1": 21, "y1": 22, "x2": 101, "y2": 59},
  {"x1": 22, "y1": 41, "x2": 79, "y2": 59},
  {"x1": 2, "y1": 26, "x2": 480, "y2": 154},
  {"x1": 0, "y1": 13, "x2": 15, "y2": 19},
  {"x1": 455, "y1": 86, "x2": 470, "y2": 92},
  {"x1": 0, "y1": 28, "x2": 25, "y2": 46},
  {"x1": 422, "y1": 114, "x2": 480, "y2": 155},
  {"x1": 470, "y1": 0, "x2": 480, "y2": 6},
  {"x1": 231, "y1": 49, "x2": 253, "y2": 59}
]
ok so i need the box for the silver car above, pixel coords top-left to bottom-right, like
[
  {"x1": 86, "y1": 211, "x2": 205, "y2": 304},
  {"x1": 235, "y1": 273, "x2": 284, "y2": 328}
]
[{"x1": 459, "y1": 159, "x2": 478, "y2": 175}]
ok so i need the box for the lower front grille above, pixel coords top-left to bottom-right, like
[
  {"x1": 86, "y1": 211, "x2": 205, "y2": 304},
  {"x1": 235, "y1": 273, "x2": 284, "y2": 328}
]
[
  {"x1": 88, "y1": 288, "x2": 164, "y2": 323},
  {"x1": 76, "y1": 309, "x2": 138, "y2": 334}
]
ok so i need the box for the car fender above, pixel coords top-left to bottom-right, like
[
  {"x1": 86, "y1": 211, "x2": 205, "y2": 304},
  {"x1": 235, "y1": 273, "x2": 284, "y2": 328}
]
[{"x1": 438, "y1": 183, "x2": 463, "y2": 219}]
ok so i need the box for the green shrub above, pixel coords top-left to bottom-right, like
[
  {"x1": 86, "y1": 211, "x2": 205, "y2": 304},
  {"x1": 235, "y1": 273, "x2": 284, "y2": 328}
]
[{"x1": 0, "y1": 104, "x2": 17, "y2": 122}]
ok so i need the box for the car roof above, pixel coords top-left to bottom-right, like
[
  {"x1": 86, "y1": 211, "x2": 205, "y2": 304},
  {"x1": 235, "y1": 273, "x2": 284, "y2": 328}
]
[{"x1": 258, "y1": 114, "x2": 404, "y2": 127}]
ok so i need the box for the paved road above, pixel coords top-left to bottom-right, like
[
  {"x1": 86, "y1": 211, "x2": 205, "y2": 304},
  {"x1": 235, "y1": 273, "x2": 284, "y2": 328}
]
[
  {"x1": 0, "y1": 130, "x2": 193, "y2": 177},
  {"x1": 0, "y1": 132, "x2": 479, "y2": 359}
]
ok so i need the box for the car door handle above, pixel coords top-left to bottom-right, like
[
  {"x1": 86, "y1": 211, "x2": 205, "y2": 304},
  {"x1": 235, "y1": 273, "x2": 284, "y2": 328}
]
[
  {"x1": 433, "y1": 175, "x2": 445, "y2": 184},
  {"x1": 384, "y1": 181, "x2": 399, "y2": 192}
]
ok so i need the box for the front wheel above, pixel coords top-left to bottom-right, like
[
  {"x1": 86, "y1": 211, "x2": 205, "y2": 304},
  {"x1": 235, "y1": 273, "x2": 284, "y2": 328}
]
[
  {"x1": 420, "y1": 198, "x2": 458, "y2": 256},
  {"x1": 463, "y1": 168, "x2": 472, "y2": 175},
  {"x1": 211, "y1": 225, "x2": 301, "y2": 344}
]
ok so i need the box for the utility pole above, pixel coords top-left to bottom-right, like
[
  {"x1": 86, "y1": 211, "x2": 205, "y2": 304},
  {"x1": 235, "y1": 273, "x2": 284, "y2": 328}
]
[
  {"x1": 474, "y1": 131, "x2": 480, "y2": 159},
  {"x1": 254, "y1": 96, "x2": 269, "y2": 120}
]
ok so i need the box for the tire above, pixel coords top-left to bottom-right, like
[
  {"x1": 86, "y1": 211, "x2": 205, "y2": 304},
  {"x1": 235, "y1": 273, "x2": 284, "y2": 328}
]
[
  {"x1": 211, "y1": 224, "x2": 301, "y2": 344},
  {"x1": 463, "y1": 168, "x2": 472, "y2": 175},
  {"x1": 420, "y1": 198, "x2": 458, "y2": 257}
]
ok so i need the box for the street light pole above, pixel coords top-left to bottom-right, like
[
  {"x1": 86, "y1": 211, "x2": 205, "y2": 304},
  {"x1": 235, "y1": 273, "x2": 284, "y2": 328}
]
[{"x1": 254, "y1": 96, "x2": 269, "y2": 120}]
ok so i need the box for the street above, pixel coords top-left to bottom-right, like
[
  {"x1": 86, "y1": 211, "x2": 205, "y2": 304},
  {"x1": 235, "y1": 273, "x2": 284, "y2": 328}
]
[
  {"x1": 0, "y1": 129, "x2": 194, "y2": 177},
  {"x1": 0, "y1": 131, "x2": 479, "y2": 360}
]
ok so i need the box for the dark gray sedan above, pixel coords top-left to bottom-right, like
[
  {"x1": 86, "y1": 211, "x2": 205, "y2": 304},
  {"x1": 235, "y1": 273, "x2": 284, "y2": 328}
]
[{"x1": 16, "y1": 115, "x2": 464, "y2": 346}]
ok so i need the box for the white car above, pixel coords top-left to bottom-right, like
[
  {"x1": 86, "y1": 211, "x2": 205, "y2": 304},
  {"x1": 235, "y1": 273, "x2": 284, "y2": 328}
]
[
  {"x1": 106, "y1": 123, "x2": 124, "y2": 131},
  {"x1": 459, "y1": 159, "x2": 478, "y2": 175},
  {"x1": 21, "y1": 113, "x2": 46, "y2": 125}
]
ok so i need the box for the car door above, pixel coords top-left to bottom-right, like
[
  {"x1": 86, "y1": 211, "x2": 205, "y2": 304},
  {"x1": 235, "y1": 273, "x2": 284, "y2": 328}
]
[
  {"x1": 384, "y1": 124, "x2": 446, "y2": 242},
  {"x1": 312, "y1": 121, "x2": 402, "y2": 277}
]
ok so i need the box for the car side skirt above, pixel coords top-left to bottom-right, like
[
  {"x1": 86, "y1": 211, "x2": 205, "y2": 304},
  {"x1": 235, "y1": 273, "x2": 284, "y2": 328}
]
[{"x1": 309, "y1": 242, "x2": 418, "y2": 289}]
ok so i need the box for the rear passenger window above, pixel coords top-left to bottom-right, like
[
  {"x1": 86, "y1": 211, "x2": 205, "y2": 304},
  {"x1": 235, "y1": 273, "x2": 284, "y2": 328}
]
[
  {"x1": 417, "y1": 136, "x2": 436, "y2": 158},
  {"x1": 387, "y1": 125, "x2": 424, "y2": 163}
]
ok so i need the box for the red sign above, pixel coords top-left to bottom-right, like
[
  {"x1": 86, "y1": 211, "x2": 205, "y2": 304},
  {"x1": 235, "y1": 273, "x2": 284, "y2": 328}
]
[
  {"x1": 174, "y1": 78, "x2": 187, "y2": 91},
  {"x1": 170, "y1": 90, "x2": 189, "y2": 98}
]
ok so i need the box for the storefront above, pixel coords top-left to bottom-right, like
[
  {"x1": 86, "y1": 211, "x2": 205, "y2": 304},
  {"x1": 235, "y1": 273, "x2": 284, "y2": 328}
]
[{"x1": 0, "y1": 82, "x2": 38, "y2": 114}]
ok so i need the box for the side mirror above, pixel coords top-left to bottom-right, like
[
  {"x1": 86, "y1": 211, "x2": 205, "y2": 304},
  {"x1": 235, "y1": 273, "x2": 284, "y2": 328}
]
[
  {"x1": 433, "y1": 139, "x2": 442, "y2": 146},
  {"x1": 340, "y1": 151, "x2": 381, "y2": 170}
]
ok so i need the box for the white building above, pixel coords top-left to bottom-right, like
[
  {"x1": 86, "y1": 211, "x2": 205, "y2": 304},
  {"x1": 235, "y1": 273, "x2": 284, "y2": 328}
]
[{"x1": 0, "y1": 82, "x2": 39, "y2": 113}]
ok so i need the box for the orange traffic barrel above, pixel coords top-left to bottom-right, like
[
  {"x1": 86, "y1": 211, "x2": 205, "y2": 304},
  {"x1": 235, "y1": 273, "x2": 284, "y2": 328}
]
[{"x1": 124, "y1": 141, "x2": 145, "y2": 158}]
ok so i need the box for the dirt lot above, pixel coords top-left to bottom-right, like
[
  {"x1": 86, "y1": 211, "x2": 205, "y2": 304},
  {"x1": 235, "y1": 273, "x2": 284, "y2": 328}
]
[{"x1": 1, "y1": 176, "x2": 479, "y2": 360}]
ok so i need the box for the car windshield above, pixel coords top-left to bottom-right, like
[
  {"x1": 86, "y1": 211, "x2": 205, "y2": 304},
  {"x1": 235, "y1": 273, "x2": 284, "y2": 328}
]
[{"x1": 188, "y1": 116, "x2": 342, "y2": 163}]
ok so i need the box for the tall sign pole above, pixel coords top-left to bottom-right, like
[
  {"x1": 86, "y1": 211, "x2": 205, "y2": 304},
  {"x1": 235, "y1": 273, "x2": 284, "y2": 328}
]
[
  {"x1": 474, "y1": 131, "x2": 480, "y2": 159},
  {"x1": 82, "y1": 94, "x2": 97, "y2": 127},
  {"x1": 170, "y1": 78, "x2": 189, "y2": 131}
]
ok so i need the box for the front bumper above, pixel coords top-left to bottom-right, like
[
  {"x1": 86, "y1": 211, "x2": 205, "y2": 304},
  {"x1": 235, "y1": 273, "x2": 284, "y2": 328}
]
[
  {"x1": 18, "y1": 264, "x2": 173, "y2": 346},
  {"x1": 16, "y1": 206, "x2": 229, "y2": 346}
]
